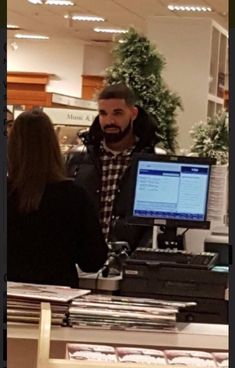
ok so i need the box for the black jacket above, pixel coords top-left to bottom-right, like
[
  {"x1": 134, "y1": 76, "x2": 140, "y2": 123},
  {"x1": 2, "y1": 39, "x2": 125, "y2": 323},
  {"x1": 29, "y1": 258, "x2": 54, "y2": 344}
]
[
  {"x1": 66, "y1": 107, "x2": 160, "y2": 251},
  {"x1": 8, "y1": 180, "x2": 108, "y2": 287}
]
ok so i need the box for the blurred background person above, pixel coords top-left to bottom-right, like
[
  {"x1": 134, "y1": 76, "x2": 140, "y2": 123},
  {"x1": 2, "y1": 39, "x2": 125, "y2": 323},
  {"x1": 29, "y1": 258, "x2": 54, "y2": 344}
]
[
  {"x1": 7, "y1": 109, "x2": 108, "y2": 287},
  {"x1": 6, "y1": 108, "x2": 14, "y2": 136}
]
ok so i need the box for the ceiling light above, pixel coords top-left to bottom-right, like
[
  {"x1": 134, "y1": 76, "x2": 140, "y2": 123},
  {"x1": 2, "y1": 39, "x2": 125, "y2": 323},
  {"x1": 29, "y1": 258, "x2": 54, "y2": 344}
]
[
  {"x1": 27, "y1": 0, "x2": 43, "y2": 3},
  {"x1": 64, "y1": 15, "x2": 105, "y2": 21},
  {"x1": 7, "y1": 24, "x2": 20, "y2": 30},
  {"x1": 15, "y1": 34, "x2": 49, "y2": 40},
  {"x1": 167, "y1": 4, "x2": 212, "y2": 12},
  {"x1": 28, "y1": 0, "x2": 74, "y2": 5},
  {"x1": 94, "y1": 28, "x2": 128, "y2": 34}
]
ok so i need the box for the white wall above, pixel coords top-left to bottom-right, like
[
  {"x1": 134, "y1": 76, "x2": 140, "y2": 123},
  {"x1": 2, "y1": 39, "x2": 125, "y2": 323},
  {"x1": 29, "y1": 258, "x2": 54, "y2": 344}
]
[
  {"x1": 147, "y1": 17, "x2": 212, "y2": 150},
  {"x1": 7, "y1": 39, "x2": 114, "y2": 99},
  {"x1": 83, "y1": 44, "x2": 113, "y2": 76},
  {"x1": 7, "y1": 38, "x2": 85, "y2": 98}
]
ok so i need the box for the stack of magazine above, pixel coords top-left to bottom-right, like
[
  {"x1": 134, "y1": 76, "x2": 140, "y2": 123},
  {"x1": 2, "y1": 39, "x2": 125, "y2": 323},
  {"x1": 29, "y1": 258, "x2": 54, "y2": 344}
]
[
  {"x1": 68, "y1": 294, "x2": 196, "y2": 331},
  {"x1": 7, "y1": 281, "x2": 90, "y2": 325},
  {"x1": 66, "y1": 343, "x2": 228, "y2": 367}
]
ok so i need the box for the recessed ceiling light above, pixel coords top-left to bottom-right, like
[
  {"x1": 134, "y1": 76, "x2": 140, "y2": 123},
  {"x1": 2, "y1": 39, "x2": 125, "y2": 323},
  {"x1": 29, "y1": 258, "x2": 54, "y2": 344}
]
[
  {"x1": 15, "y1": 34, "x2": 49, "y2": 40},
  {"x1": 64, "y1": 15, "x2": 105, "y2": 21},
  {"x1": 94, "y1": 28, "x2": 128, "y2": 34},
  {"x1": 28, "y1": 0, "x2": 74, "y2": 5},
  {"x1": 167, "y1": 4, "x2": 212, "y2": 12},
  {"x1": 7, "y1": 24, "x2": 20, "y2": 30}
]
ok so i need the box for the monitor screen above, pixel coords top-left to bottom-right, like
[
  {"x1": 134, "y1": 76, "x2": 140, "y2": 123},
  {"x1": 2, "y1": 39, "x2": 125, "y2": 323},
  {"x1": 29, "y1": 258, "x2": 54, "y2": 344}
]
[{"x1": 128, "y1": 153, "x2": 216, "y2": 230}]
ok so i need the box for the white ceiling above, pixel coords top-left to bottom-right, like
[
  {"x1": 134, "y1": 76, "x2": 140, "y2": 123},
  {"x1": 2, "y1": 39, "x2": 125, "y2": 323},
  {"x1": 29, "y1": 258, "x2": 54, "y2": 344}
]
[{"x1": 7, "y1": 0, "x2": 228, "y2": 45}]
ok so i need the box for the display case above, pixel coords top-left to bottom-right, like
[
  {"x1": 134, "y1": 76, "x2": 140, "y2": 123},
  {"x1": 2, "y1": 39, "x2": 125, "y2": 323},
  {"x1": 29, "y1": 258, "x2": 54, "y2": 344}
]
[{"x1": 8, "y1": 302, "x2": 228, "y2": 368}]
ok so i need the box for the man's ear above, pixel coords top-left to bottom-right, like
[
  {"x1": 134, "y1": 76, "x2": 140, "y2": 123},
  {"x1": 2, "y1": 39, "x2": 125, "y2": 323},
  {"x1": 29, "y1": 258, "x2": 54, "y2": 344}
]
[{"x1": 132, "y1": 106, "x2": 139, "y2": 120}]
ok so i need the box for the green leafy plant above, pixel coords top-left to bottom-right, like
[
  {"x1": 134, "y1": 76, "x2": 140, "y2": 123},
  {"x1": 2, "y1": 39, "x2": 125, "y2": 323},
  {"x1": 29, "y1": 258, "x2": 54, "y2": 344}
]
[
  {"x1": 190, "y1": 110, "x2": 228, "y2": 164},
  {"x1": 104, "y1": 27, "x2": 182, "y2": 153}
]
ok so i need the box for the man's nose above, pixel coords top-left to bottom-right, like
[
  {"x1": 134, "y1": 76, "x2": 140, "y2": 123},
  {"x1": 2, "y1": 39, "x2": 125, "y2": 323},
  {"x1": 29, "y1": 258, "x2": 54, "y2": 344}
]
[{"x1": 107, "y1": 115, "x2": 115, "y2": 124}]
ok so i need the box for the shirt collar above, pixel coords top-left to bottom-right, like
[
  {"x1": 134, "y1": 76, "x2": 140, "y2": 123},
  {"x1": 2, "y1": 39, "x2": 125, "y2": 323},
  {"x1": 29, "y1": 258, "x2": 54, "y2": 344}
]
[{"x1": 100, "y1": 139, "x2": 138, "y2": 157}]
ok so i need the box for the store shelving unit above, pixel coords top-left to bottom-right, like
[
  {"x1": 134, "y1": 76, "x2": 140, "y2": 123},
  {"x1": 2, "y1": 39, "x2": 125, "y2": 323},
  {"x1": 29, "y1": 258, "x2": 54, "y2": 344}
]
[
  {"x1": 208, "y1": 21, "x2": 228, "y2": 117},
  {"x1": 147, "y1": 17, "x2": 228, "y2": 148}
]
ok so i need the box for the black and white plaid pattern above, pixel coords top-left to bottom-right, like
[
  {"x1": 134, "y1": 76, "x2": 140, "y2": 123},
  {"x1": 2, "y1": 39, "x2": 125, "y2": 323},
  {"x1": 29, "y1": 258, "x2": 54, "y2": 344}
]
[{"x1": 99, "y1": 143, "x2": 135, "y2": 241}]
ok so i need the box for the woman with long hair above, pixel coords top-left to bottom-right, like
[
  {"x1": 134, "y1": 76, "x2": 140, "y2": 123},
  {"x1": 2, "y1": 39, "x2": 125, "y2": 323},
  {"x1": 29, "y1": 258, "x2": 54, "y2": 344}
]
[{"x1": 7, "y1": 109, "x2": 108, "y2": 287}]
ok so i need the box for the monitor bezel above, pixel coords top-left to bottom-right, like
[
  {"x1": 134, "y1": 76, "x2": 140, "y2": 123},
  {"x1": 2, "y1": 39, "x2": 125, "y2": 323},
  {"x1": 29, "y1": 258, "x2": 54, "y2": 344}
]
[{"x1": 127, "y1": 153, "x2": 216, "y2": 230}]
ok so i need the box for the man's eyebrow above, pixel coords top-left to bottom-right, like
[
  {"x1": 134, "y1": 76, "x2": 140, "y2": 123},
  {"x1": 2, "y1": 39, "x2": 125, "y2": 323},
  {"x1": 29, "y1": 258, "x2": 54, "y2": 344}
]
[
  {"x1": 99, "y1": 108, "x2": 124, "y2": 113},
  {"x1": 113, "y1": 108, "x2": 124, "y2": 112}
]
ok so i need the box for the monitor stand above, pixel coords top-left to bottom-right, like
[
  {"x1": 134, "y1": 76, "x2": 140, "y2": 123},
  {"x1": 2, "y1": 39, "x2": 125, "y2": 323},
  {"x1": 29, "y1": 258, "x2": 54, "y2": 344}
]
[{"x1": 157, "y1": 225, "x2": 185, "y2": 250}]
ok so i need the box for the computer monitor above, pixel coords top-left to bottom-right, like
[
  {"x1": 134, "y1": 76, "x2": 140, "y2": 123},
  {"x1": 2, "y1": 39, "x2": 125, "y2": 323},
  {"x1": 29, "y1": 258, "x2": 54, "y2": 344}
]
[{"x1": 127, "y1": 153, "x2": 216, "y2": 250}]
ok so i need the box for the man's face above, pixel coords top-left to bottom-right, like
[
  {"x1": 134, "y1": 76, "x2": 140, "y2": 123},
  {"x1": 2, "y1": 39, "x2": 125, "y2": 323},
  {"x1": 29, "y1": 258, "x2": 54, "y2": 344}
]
[{"x1": 98, "y1": 98, "x2": 138, "y2": 143}]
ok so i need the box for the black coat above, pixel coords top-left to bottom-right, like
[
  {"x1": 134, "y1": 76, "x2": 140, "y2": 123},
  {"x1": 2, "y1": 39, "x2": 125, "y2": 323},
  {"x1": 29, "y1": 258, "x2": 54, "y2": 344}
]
[
  {"x1": 8, "y1": 180, "x2": 108, "y2": 287},
  {"x1": 66, "y1": 107, "x2": 161, "y2": 251}
]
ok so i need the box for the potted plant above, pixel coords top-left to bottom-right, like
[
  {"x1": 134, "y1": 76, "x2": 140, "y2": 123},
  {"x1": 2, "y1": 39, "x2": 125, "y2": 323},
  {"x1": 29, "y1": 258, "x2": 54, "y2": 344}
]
[
  {"x1": 189, "y1": 109, "x2": 228, "y2": 165},
  {"x1": 190, "y1": 109, "x2": 229, "y2": 227}
]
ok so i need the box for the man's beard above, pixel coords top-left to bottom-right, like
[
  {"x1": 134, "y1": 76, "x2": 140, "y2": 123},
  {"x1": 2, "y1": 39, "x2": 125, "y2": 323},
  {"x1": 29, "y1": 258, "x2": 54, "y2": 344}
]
[{"x1": 102, "y1": 120, "x2": 132, "y2": 143}]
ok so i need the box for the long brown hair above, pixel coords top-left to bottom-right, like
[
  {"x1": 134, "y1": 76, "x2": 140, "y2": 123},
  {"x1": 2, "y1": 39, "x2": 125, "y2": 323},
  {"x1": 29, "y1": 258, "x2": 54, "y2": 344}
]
[{"x1": 8, "y1": 109, "x2": 67, "y2": 213}]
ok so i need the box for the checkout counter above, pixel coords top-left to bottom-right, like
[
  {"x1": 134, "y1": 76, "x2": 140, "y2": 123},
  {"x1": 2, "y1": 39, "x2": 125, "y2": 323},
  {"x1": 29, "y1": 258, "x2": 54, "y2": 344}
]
[{"x1": 8, "y1": 229, "x2": 229, "y2": 368}]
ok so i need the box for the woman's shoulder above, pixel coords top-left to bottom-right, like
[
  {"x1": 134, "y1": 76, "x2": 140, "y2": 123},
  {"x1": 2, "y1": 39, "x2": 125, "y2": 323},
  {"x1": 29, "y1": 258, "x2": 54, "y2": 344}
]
[{"x1": 46, "y1": 179, "x2": 86, "y2": 197}]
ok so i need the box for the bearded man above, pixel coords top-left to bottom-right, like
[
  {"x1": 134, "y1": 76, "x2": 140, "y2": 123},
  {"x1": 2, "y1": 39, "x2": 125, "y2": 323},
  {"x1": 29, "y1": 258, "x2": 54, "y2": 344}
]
[{"x1": 66, "y1": 84, "x2": 162, "y2": 251}]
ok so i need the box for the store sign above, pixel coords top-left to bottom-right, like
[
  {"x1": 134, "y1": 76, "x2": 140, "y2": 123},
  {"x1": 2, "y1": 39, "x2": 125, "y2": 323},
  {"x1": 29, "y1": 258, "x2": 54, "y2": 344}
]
[
  {"x1": 43, "y1": 107, "x2": 97, "y2": 126},
  {"x1": 51, "y1": 93, "x2": 97, "y2": 110}
]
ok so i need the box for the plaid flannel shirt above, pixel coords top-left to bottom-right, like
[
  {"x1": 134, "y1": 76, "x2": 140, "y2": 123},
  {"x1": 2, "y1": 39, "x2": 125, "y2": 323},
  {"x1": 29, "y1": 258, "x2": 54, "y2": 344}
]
[{"x1": 99, "y1": 142, "x2": 135, "y2": 241}]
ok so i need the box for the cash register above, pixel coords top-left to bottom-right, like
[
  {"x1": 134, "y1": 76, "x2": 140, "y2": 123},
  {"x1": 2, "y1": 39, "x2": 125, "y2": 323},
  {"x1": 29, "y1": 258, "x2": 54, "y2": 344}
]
[{"x1": 119, "y1": 153, "x2": 228, "y2": 324}]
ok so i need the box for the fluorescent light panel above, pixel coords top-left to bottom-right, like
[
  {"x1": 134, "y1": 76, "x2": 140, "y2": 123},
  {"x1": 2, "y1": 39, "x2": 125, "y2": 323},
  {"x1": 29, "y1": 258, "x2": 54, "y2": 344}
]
[
  {"x1": 168, "y1": 5, "x2": 212, "y2": 12},
  {"x1": 64, "y1": 15, "x2": 105, "y2": 21},
  {"x1": 28, "y1": 0, "x2": 74, "y2": 5},
  {"x1": 94, "y1": 28, "x2": 128, "y2": 34},
  {"x1": 7, "y1": 24, "x2": 20, "y2": 30},
  {"x1": 15, "y1": 34, "x2": 49, "y2": 39}
]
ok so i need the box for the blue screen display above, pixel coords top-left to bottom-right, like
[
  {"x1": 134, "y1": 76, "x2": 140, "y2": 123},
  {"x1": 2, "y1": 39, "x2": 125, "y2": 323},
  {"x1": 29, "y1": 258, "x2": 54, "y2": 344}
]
[{"x1": 133, "y1": 160, "x2": 210, "y2": 221}]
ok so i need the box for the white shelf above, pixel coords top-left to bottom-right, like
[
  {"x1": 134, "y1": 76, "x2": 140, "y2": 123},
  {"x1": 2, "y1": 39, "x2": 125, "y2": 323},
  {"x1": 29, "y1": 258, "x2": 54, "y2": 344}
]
[
  {"x1": 208, "y1": 93, "x2": 224, "y2": 104},
  {"x1": 8, "y1": 320, "x2": 228, "y2": 351}
]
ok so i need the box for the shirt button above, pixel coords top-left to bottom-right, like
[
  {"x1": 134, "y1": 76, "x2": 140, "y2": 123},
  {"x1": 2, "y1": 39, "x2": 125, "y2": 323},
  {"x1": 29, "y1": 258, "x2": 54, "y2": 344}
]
[{"x1": 96, "y1": 189, "x2": 100, "y2": 193}]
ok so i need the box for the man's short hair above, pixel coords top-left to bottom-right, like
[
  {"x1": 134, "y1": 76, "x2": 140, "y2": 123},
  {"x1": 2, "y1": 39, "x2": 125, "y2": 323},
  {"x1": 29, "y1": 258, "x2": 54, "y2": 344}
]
[{"x1": 98, "y1": 84, "x2": 136, "y2": 106}]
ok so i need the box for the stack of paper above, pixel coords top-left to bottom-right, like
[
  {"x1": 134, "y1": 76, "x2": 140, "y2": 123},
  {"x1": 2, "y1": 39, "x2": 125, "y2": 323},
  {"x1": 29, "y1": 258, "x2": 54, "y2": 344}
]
[
  {"x1": 68, "y1": 294, "x2": 195, "y2": 331},
  {"x1": 7, "y1": 281, "x2": 90, "y2": 325}
]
